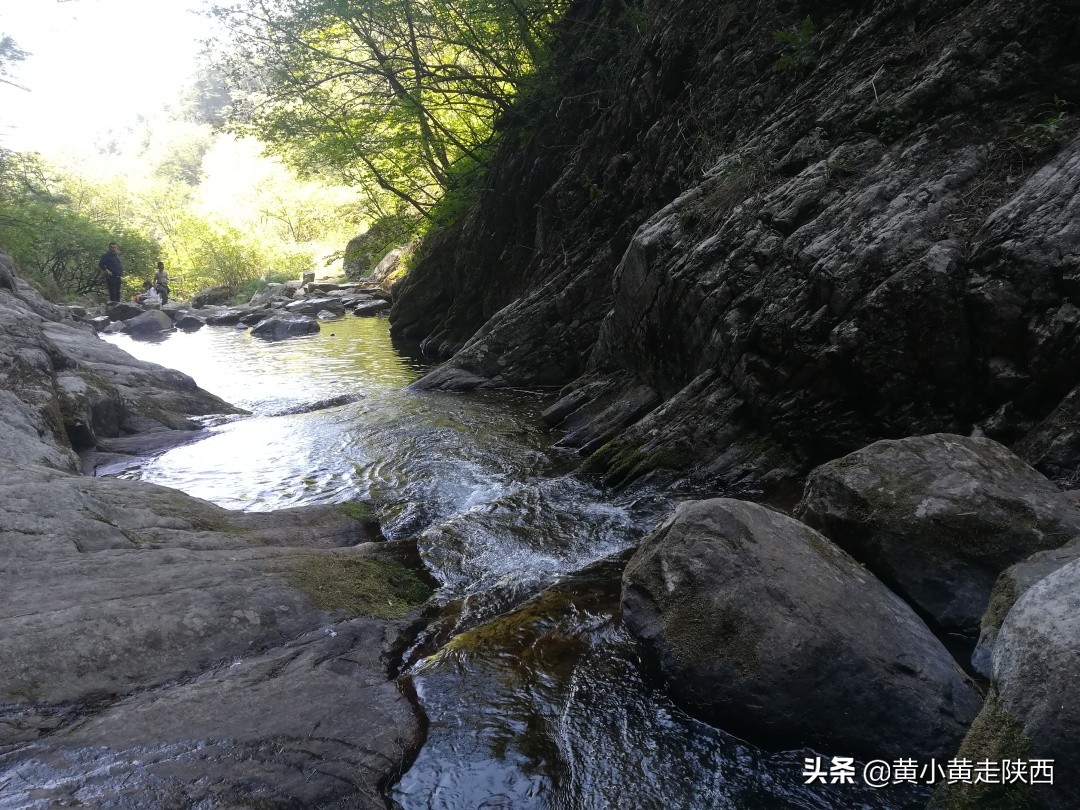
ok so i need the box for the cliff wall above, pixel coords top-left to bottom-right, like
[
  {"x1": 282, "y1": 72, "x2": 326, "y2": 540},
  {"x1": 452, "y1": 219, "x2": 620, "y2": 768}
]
[{"x1": 390, "y1": 0, "x2": 1080, "y2": 492}]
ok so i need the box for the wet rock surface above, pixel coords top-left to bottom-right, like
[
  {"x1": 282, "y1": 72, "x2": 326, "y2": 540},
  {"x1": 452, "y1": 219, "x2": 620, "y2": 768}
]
[
  {"x1": 0, "y1": 255, "x2": 430, "y2": 806},
  {"x1": 0, "y1": 461, "x2": 427, "y2": 808},
  {"x1": 251, "y1": 312, "x2": 321, "y2": 340},
  {"x1": 0, "y1": 255, "x2": 237, "y2": 471},
  {"x1": 795, "y1": 434, "x2": 1080, "y2": 635},
  {"x1": 621, "y1": 498, "x2": 981, "y2": 761}
]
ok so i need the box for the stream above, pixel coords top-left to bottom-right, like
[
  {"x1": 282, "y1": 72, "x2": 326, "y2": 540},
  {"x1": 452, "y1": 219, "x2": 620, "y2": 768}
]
[{"x1": 102, "y1": 316, "x2": 924, "y2": 809}]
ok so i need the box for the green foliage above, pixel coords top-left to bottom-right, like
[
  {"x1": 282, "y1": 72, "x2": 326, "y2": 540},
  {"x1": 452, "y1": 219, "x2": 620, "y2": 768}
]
[
  {"x1": 773, "y1": 17, "x2": 817, "y2": 74},
  {"x1": 1010, "y1": 95, "x2": 1073, "y2": 154},
  {"x1": 0, "y1": 35, "x2": 29, "y2": 91},
  {"x1": 211, "y1": 0, "x2": 570, "y2": 221},
  {"x1": 878, "y1": 108, "x2": 912, "y2": 143},
  {"x1": 0, "y1": 151, "x2": 161, "y2": 300},
  {"x1": 342, "y1": 209, "x2": 422, "y2": 278}
]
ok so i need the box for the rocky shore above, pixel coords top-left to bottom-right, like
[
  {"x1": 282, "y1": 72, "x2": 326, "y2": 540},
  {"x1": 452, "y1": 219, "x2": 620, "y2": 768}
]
[{"x1": 0, "y1": 255, "x2": 431, "y2": 807}]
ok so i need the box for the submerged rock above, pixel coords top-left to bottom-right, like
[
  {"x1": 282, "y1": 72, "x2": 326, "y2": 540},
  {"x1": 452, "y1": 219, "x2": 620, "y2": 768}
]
[
  {"x1": 622, "y1": 498, "x2": 980, "y2": 760},
  {"x1": 251, "y1": 313, "x2": 321, "y2": 340},
  {"x1": 796, "y1": 434, "x2": 1080, "y2": 636}
]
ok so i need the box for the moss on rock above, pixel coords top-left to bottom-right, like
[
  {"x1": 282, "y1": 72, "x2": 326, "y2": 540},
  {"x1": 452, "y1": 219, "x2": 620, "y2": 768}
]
[
  {"x1": 287, "y1": 553, "x2": 431, "y2": 620},
  {"x1": 932, "y1": 691, "x2": 1032, "y2": 809}
]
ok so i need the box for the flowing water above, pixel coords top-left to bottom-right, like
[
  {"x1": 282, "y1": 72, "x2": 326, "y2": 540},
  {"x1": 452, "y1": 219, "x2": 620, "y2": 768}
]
[{"x1": 103, "y1": 316, "x2": 925, "y2": 810}]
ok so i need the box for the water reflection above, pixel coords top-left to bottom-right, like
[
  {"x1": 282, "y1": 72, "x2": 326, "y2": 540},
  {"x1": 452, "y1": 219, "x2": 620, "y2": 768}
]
[
  {"x1": 396, "y1": 560, "x2": 928, "y2": 810},
  {"x1": 103, "y1": 317, "x2": 921, "y2": 810}
]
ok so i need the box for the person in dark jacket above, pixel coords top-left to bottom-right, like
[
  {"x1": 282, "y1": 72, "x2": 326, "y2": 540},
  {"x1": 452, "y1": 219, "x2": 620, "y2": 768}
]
[{"x1": 99, "y1": 242, "x2": 123, "y2": 303}]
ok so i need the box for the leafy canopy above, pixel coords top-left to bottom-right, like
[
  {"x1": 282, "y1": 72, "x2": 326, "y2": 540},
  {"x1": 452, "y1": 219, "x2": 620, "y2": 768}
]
[{"x1": 210, "y1": 0, "x2": 568, "y2": 218}]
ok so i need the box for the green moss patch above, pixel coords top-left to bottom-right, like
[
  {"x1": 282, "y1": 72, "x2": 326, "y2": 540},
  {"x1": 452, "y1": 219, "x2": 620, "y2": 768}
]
[
  {"x1": 287, "y1": 554, "x2": 431, "y2": 620},
  {"x1": 932, "y1": 691, "x2": 1032, "y2": 809},
  {"x1": 338, "y1": 500, "x2": 378, "y2": 522},
  {"x1": 982, "y1": 573, "x2": 1020, "y2": 633}
]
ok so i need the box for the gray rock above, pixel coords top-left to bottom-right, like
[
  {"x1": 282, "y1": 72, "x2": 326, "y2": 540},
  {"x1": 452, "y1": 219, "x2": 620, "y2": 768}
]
[
  {"x1": 105, "y1": 301, "x2": 144, "y2": 321},
  {"x1": 622, "y1": 498, "x2": 981, "y2": 760},
  {"x1": 0, "y1": 253, "x2": 236, "y2": 469},
  {"x1": 121, "y1": 309, "x2": 175, "y2": 337},
  {"x1": 285, "y1": 296, "x2": 347, "y2": 317},
  {"x1": 371, "y1": 247, "x2": 406, "y2": 286},
  {"x1": 160, "y1": 302, "x2": 185, "y2": 320},
  {"x1": 1014, "y1": 382, "x2": 1080, "y2": 488},
  {"x1": 946, "y1": 559, "x2": 1080, "y2": 810},
  {"x1": 204, "y1": 308, "x2": 248, "y2": 326},
  {"x1": 0, "y1": 460, "x2": 429, "y2": 806},
  {"x1": 795, "y1": 434, "x2": 1080, "y2": 635},
  {"x1": 102, "y1": 320, "x2": 124, "y2": 334},
  {"x1": 247, "y1": 283, "x2": 293, "y2": 307},
  {"x1": 972, "y1": 538, "x2": 1080, "y2": 676},
  {"x1": 175, "y1": 313, "x2": 205, "y2": 332},
  {"x1": 353, "y1": 298, "x2": 393, "y2": 316},
  {"x1": 251, "y1": 313, "x2": 321, "y2": 340},
  {"x1": 317, "y1": 308, "x2": 342, "y2": 320},
  {"x1": 386, "y1": 0, "x2": 1080, "y2": 493},
  {"x1": 190, "y1": 285, "x2": 234, "y2": 308},
  {"x1": 87, "y1": 315, "x2": 111, "y2": 332}
]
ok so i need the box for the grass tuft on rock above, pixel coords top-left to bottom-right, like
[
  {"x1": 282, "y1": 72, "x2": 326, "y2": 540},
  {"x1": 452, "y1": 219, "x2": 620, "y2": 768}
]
[
  {"x1": 931, "y1": 691, "x2": 1032, "y2": 809},
  {"x1": 288, "y1": 554, "x2": 432, "y2": 620}
]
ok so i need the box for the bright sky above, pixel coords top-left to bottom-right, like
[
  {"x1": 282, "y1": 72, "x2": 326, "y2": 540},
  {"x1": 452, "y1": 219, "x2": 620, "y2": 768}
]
[{"x1": 0, "y1": 0, "x2": 217, "y2": 155}]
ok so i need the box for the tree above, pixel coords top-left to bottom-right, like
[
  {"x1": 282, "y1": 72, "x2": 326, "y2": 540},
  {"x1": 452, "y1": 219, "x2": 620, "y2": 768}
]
[
  {"x1": 0, "y1": 35, "x2": 29, "y2": 91},
  {"x1": 0, "y1": 151, "x2": 161, "y2": 299},
  {"x1": 210, "y1": 0, "x2": 568, "y2": 218}
]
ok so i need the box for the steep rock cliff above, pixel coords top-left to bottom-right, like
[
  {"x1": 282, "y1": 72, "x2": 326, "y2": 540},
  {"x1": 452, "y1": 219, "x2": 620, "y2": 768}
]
[{"x1": 390, "y1": 0, "x2": 1080, "y2": 491}]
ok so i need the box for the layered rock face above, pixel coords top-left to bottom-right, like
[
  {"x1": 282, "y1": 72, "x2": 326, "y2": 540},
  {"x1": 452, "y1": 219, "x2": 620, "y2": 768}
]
[
  {"x1": 0, "y1": 254, "x2": 236, "y2": 470},
  {"x1": 390, "y1": 0, "x2": 1080, "y2": 488}
]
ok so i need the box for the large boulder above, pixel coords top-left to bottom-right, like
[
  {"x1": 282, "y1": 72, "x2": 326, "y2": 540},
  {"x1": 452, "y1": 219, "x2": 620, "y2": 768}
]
[
  {"x1": 105, "y1": 301, "x2": 145, "y2": 321},
  {"x1": 795, "y1": 434, "x2": 1080, "y2": 635},
  {"x1": 120, "y1": 309, "x2": 175, "y2": 338},
  {"x1": 972, "y1": 538, "x2": 1080, "y2": 676},
  {"x1": 204, "y1": 308, "x2": 249, "y2": 326},
  {"x1": 621, "y1": 498, "x2": 981, "y2": 760},
  {"x1": 248, "y1": 283, "x2": 294, "y2": 307},
  {"x1": 944, "y1": 558, "x2": 1080, "y2": 810},
  {"x1": 191, "y1": 285, "x2": 234, "y2": 308},
  {"x1": 1014, "y1": 382, "x2": 1080, "y2": 488},
  {"x1": 353, "y1": 298, "x2": 393, "y2": 316},
  {"x1": 251, "y1": 313, "x2": 321, "y2": 340},
  {"x1": 175, "y1": 313, "x2": 205, "y2": 332}
]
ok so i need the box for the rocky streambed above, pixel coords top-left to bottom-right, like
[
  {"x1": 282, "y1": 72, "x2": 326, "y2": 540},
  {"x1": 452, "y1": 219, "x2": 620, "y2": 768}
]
[{"x1": 2, "y1": 252, "x2": 1079, "y2": 808}]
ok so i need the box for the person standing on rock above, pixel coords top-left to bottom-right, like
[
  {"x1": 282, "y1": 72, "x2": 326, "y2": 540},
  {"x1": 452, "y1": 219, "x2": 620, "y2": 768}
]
[
  {"x1": 153, "y1": 261, "x2": 170, "y2": 304},
  {"x1": 99, "y1": 241, "x2": 123, "y2": 303}
]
